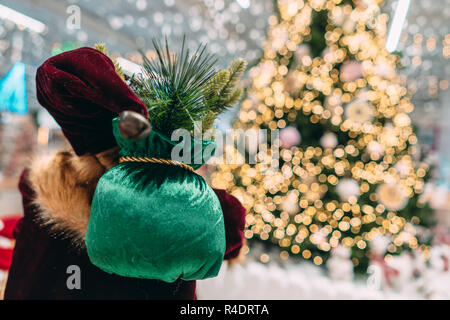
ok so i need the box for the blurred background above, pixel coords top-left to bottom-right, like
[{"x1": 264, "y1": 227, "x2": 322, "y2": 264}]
[{"x1": 0, "y1": 0, "x2": 449, "y2": 299}]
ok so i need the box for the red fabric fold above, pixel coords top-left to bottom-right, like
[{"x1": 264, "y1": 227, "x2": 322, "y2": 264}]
[
  {"x1": 213, "y1": 189, "x2": 246, "y2": 260},
  {"x1": 36, "y1": 47, "x2": 148, "y2": 156}
]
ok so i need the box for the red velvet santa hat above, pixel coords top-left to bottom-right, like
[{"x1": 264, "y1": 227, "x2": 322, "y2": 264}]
[{"x1": 36, "y1": 47, "x2": 148, "y2": 156}]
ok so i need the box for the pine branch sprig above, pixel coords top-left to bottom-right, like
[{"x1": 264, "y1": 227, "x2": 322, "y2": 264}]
[
  {"x1": 201, "y1": 110, "x2": 217, "y2": 134},
  {"x1": 208, "y1": 58, "x2": 247, "y2": 114},
  {"x1": 203, "y1": 70, "x2": 230, "y2": 106},
  {"x1": 222, "y1": 87, "x2": 243, "y2": 106},
  {"x1": 94, "y1": 43, "x2": 125, "y2": 80},
  {"x1": 134, "y1": 37, "x2": 218, "y2": 134},
  {"x1": 130, "y1": 37, "x2": 247, "y2": 137},
  {"x1": 223, "y1": 58, "x2": 247, "y2": 96},
  {"x1": 200, "y1": 59, "x2": 247, "y2": 131},
  {"x1": 204, "y1": 70, "x2": 231, "y2": 98}
]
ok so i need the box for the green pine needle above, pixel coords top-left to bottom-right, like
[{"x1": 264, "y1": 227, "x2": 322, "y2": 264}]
[
  {"x1": 134, "y1": 36, "x2": 218, "y2": 134},
  {"x1": 222, "y1": 88, "x2": 243, "y2": 106},
  {"x1": 221, "y1": 58, "x2": 247, "y2": 97},
  {"x1": 204, "y1": 70, "x2": 230, "y2": 99},
  {"x1": 203, "y1": 70, "x2": 230, "y2": 109},
  {"x1": 133, "y1": 37, "x2": 247, "y2": 137},
  {"x1": 94, "y1": 43, "x2": 107, "y2": 54},
  {"x1": 201, "y1": 110, "x2": 217, "y2": 134},
  {"x1": 209, "y1": 58, "x2": 247, "y2": 114}
]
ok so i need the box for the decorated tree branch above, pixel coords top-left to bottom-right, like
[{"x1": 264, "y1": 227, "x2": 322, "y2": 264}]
[{"x1": 211, "y1": 0, "x2": 433, "y2": 272}]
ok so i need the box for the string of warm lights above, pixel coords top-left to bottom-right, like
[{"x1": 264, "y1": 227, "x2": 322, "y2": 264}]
[{"x1": 211, "y1": 0, "x2": 432, "y2": 271}]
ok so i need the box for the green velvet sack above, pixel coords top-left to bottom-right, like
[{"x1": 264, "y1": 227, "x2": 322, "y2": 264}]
[{"x1": 85, "y1": 118, "x2": 226, "y2": 282}]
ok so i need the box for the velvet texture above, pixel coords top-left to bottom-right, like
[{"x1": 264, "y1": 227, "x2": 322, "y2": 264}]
[
  {"x1": 35, "y1": 47, "x2": 148, "y2": 156},
  {"x1": 4, "y1": 170, "x2": 196, "y2": 300},
  {"x1": 214, "y1": 189, "x2": 246, "y2": 260},
  {"x1": 85, "y1": 118, "x2": 226, "y2": 282},
  {"x1": 4, "y1": 171, "x2": 245, "y2": 300}
]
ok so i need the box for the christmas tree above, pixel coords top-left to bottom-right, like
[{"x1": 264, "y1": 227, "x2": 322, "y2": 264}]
[{"x1": 210, "y1": 0, "x2": 433, "y2": 271}]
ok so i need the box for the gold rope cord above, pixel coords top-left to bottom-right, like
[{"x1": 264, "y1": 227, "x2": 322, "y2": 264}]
[{"x1": 119, "y1": 156, "x2": 195, "y2": 172}]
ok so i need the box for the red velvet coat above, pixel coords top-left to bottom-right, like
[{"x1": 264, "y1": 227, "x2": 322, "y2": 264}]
[{"x1": 4, "y1": 170, "x2": 245, "y2": 300}]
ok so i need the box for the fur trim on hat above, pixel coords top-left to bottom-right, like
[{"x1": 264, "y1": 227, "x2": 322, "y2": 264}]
[{"x1": 28, "y1": 147, "x2": 119, "y2": 247}]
